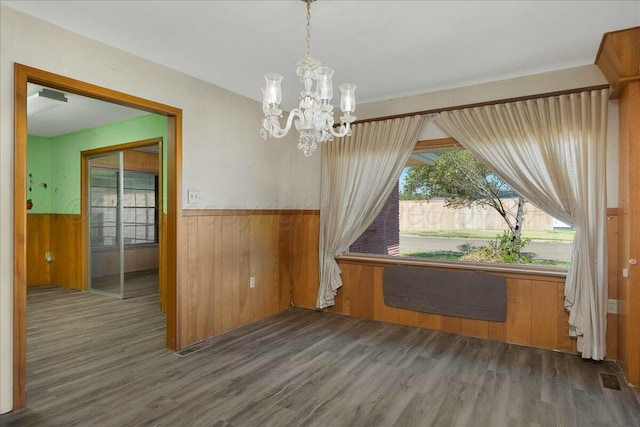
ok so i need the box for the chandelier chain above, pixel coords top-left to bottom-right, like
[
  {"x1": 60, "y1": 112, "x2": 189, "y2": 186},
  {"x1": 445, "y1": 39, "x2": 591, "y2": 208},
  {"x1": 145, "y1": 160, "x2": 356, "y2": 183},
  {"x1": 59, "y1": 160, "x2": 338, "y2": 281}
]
[
  {"x1": 261, "y1": 0, "x2": 356, "y2": 156},
  {"x1": 305, "y1": 0, "x2": 312, "y2": 57}
]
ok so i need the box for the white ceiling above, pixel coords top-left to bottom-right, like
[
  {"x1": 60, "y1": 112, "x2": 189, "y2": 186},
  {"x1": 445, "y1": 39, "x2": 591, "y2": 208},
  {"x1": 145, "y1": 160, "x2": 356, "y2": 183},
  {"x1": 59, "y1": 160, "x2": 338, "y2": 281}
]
[
  {"x1": 6, "y1": 0, "x2": 640, "y2": 135},
  {"x1": 27, "y1": 84, "x2": 149, "y2": 137}
]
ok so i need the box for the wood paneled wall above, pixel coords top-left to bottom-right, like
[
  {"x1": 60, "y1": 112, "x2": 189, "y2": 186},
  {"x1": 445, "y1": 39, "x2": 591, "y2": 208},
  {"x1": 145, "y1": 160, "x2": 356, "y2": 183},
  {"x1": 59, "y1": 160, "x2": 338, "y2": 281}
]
[
  {"x1": 50, "y1": 215, "x2": 83, "y2": 290},
  {"x1": 607, "y1": 213, "x2": 619, "y2": 360},
  {"x1": 293, "y1": 211, "x2": 620, "y2": 358},
  {"x1": 26, "y1": 214, "x2": 84, "y2": 290},
  {"x1": 324, "y1": 262, "x2": 577, "y2": 353},
  {"x1": 596, "y1": 26, "x2": 640, "y2": 385},
  {"x1": 617, "y1": 80, "x2": 640, "y2": 385},
  {"x1": 28, "y1": 214, "x2": 157, "y2": 290},
  {"x1": 26, "y1": 214, "x2": 51, "y2": 285},
  {"x1": 179, "y1": 210, "x2": 319, "y2": 349}
]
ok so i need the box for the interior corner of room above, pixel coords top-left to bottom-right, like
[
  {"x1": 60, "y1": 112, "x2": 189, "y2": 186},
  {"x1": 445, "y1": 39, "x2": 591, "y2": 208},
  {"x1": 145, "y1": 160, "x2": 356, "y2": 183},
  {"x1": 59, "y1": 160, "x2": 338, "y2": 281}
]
[{"x1": 1, "y1": 1, "x2": 639, "y2": 424}]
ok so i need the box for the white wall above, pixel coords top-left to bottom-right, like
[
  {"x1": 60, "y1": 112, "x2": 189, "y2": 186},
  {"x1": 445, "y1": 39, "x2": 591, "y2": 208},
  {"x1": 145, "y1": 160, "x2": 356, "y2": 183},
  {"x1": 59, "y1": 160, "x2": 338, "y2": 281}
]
[
  {"x1": 0, "y1": 5, "x2": 321, "y2": 413},
  {"x1": 356, "y1": 64, "x2": 609, "y2": 121}
]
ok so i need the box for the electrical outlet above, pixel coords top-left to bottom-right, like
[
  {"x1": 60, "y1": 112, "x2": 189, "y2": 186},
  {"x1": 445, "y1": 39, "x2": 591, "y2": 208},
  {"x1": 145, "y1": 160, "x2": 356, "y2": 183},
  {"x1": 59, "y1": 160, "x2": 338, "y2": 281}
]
[
  {"x1": 622, "y1": 268, "x2": 629, "y2": 278},
  {"x1": 187, "y1": 190, "x2": 200, "y2": 204},
  {"x1": 250, "y1": 277, "x2": 256, "y2": 289}
]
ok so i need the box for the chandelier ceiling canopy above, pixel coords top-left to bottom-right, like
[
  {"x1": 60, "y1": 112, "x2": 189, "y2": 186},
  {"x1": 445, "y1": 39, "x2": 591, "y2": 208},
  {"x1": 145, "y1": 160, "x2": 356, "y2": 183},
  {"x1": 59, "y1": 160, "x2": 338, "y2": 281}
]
[{"x1": 260, "y1": 0, "x2": 356, "y2": 156}]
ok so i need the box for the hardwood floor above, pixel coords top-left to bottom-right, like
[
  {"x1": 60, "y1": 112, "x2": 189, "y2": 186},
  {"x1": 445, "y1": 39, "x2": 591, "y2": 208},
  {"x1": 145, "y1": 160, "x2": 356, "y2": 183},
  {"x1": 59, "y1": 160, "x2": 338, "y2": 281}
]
[{"x1": 3, "y1": 278, "x2": 640, "y2": 426}]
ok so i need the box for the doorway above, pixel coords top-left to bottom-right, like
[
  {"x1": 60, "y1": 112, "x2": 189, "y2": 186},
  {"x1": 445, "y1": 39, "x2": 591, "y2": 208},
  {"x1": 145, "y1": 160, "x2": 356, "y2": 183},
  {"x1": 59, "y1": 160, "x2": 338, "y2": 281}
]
[
  {"x1": 86, "y1": 142, "x2": 163, "y2": 300},
  {"x1": 13, "y1": 64, "x2": 182, "y2": 409}
]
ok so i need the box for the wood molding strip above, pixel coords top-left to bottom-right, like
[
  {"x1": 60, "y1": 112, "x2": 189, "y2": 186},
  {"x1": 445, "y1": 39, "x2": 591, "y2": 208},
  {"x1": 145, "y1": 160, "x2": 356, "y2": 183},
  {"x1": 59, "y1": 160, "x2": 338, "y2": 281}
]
[
  {"x1": 353, "y1": 84, "x2": 611, "y2": 125},
  {"x1": 607, "y1": 207, "x2": 619, "y2": 216},
  {"x1": 618, "y1": 75, "x2": 640, "y2": 85},
  {"x1": 594, "y1": 26, "x2": 640, "y2": 65},
  {"x1": 414, "y1": 137, "x2": 460, "y2": 151},
  {"x1": 182, "y1": 209, "x2": 320, "y2": 217},
  {"x1": 13, "y1": 62, "x2": 28, "y2": 411},
  {"x1": 336, "y1": 254, "x2": 568, "y2": 280}
]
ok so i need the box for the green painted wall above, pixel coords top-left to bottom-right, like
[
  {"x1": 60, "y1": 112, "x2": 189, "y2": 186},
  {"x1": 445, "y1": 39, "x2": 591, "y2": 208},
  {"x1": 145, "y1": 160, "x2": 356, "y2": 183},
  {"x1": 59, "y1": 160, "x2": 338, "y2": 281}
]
[
  {"x1": 27, "y1": 135, "x2": 53, "y2": 213},
  {"x1": 28, "y1": 114, "x2": 168, "y2": 215}
]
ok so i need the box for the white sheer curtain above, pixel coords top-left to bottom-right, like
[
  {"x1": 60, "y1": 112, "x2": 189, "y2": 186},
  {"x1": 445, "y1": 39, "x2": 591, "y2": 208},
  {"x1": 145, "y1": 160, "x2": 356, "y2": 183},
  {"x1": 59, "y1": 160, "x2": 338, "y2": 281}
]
[
  {"x1": 317, "y1": 115, "x2": 426, "y2": 309},
  {"x1": 435, "y1": 89, "x2": 609, "y2": 360}
]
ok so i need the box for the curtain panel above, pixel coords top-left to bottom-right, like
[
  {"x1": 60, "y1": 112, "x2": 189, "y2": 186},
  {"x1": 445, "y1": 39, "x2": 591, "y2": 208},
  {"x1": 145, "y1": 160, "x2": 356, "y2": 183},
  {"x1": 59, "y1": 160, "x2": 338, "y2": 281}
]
[
  {"x1": 317, "y1": 115, "x2": 426, "y2": 309},
  {"x1": 435, "y1": 89, "x2": 609, "y2": 359}
]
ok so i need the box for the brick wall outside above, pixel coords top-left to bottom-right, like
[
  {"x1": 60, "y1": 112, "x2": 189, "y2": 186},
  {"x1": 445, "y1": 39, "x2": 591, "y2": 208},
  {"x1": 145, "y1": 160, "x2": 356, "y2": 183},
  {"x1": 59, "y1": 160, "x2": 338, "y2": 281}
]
[{"x1": 349, "y1": 184, "x2": 399, "y2": 256}]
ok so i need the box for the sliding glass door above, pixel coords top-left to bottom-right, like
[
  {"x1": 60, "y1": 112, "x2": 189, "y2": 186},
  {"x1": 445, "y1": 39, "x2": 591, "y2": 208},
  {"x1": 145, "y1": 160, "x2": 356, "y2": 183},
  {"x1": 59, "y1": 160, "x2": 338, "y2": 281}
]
[{"x1": 88, "y1": 152, "x2": 124, "y2": 298}]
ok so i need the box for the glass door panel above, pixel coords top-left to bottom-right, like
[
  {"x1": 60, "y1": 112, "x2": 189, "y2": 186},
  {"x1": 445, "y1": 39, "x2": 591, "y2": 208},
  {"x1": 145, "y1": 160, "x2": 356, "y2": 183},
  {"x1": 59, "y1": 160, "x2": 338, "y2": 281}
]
[{"x1": 89, "y1": 152, "x2": 124, "y2": 298}]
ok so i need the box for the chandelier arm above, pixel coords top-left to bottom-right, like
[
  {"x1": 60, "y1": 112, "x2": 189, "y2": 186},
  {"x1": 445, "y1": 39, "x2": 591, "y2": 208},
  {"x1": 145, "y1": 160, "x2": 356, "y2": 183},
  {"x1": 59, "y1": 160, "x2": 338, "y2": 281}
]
[
  {"x1": 265, "y1": 108, "x2": 305, "y2": 139},
  {"x1": 329, "y1": 122, "x2": 351, "y2": 138},
  {"x1": 260, "y1": 0, "x2": 356, "y2": 156}
]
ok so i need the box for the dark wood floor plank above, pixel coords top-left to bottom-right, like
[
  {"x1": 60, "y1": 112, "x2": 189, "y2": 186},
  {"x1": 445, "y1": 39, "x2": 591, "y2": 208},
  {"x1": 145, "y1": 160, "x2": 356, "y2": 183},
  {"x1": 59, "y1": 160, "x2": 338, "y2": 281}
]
[{"x1": 3, "y1": 275, "x2": 640, "y2": 426}]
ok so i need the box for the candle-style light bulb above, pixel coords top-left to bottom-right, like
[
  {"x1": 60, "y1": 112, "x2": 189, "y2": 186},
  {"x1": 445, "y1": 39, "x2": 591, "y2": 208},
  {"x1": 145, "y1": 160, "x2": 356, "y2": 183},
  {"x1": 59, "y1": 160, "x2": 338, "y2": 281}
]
[
  {"x1": 339, "y1": 83, "x2": 357, "y2": 113},
  {"x1": 263, "y1": 73, "x2": 283, "y2": 106},
  {"x1": 316, "y1": 67, "x2": 335, "y2": 101}
]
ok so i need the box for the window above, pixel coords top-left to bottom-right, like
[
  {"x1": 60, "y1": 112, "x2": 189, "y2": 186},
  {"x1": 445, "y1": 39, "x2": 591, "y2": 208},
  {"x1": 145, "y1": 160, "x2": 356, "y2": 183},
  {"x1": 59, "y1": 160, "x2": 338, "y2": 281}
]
[
  {"x1": 349, "y1": 142, "x2": 574, "y2": 268},
  {"x1": 90, "y1": 168, "x2": 158, "y2": 248}
]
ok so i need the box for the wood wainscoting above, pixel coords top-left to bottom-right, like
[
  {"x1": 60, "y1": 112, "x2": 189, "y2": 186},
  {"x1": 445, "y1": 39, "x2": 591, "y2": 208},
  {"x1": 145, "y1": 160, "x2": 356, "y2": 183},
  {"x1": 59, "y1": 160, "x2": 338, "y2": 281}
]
[
  {"x1": 27, "y1": 214, "x2": 83, "y2": 290},
  {"x1": 27, "y1": 214, "x2": 159, "y2": 290},
  {"x1": 26, "y1": 214, "x2": 51, "y2": 285},
  {"x1": 327, "y1": 262, "x2": 578, "y2": 354},
  {"x1": 293, "y1": 209, "x2": 620, "y2": 359},
  {"x1": 596, "y1": 26, "x2": 640, "y2": 385},
  {"x1": 179, "y1": 209, "x2": 319, "y2": 349},
  {"x1": 617, "y1": 79, "x2": 640, "y2": 385}
]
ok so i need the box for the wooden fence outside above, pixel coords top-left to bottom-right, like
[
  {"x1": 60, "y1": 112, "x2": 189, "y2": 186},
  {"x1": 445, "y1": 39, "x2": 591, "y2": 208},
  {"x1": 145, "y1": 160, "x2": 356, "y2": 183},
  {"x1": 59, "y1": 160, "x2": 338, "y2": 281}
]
[{"x1": 399, "y1": 199, "x2": 563, "y2": 232}]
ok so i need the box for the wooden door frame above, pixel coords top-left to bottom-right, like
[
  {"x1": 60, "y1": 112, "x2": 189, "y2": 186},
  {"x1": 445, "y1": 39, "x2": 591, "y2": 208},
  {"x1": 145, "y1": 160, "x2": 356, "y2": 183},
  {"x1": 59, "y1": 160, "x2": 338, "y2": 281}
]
[{"x1": 13, "y1": 63, "x2": 182, "y2": 409}]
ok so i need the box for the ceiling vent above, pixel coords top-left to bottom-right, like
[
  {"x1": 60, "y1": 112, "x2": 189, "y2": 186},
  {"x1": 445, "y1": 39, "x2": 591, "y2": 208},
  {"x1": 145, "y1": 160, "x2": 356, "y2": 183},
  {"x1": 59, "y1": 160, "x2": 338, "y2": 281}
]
[{"x1": 27, "y1": 88, "x2": 68, "y2": 116}]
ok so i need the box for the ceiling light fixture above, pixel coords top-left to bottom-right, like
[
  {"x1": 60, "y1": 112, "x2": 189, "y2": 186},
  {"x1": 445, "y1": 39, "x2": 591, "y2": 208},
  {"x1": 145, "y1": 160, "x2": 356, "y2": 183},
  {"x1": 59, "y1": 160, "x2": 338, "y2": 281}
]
[
  {"x1": 260, "y1": 0, "x2": 357, "y2": 156},
  {"x1": 27, "y1": 88, "x2": 68, "y2": 116}
]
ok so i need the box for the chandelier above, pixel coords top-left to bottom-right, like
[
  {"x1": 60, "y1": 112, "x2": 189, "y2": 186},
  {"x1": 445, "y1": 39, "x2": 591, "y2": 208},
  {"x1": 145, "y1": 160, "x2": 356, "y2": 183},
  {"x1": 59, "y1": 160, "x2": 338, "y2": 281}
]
[{"x1": 260, "y1": 0, "x2": 357, "y2": 156}]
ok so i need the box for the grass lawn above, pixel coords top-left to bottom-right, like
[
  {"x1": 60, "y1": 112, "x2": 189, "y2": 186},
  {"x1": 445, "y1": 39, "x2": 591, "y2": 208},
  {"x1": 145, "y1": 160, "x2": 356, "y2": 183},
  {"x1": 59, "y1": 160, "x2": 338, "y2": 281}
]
[
  {"x1": 404, "y1": 228, "x2": 575, "y2": 242},
  {"x1": 402, "y1": 251, "x2": 570, "y2": 268}
]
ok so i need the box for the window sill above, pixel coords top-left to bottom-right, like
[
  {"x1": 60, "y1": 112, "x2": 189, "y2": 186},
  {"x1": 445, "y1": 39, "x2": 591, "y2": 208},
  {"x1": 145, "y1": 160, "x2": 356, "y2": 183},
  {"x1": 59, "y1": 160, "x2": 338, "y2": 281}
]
[{"x1": 336, "y1": 253, "x2": 568, "y2": 279}]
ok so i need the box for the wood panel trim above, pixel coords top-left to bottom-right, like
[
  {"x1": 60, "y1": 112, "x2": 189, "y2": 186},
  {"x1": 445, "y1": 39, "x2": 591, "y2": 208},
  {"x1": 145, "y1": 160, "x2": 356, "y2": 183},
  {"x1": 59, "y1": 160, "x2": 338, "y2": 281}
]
[
  {"x1": 607, "y1": 207, "x2": 619, "y2": 216},
  {"x1": 336, "y1": 254, "x2": 568, "y2": 280},
  {"x1": 594, "y1": 26, "x2": 640, "y2": 64},
  {"x1": 594, "y1": 27, "x2": 640, "y2": 98},
  {"x1": 182, "y1": 209, "x2": 320, "y2": 217},
  {"x1": 352, "y1": 84, "x2": 611, "y2": 125},
  {"x1": 82, "y1": 138, "x2": 163, "y2": 156},
  {"x1": 13, "y1": 63, "x2": 182, "y2": 410},
  {"x1": 414, "y1": 137, "x2": 460, "y2": 151},
  {"x1": 616, "y1": 80, "x2": 640, "y2": 385},
  {"x1": 13, "y1": 63, "x2": 28, "y2": 410},
  {"x1": 619, "y1": 75, "x2": 640, "y2": 85}
]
